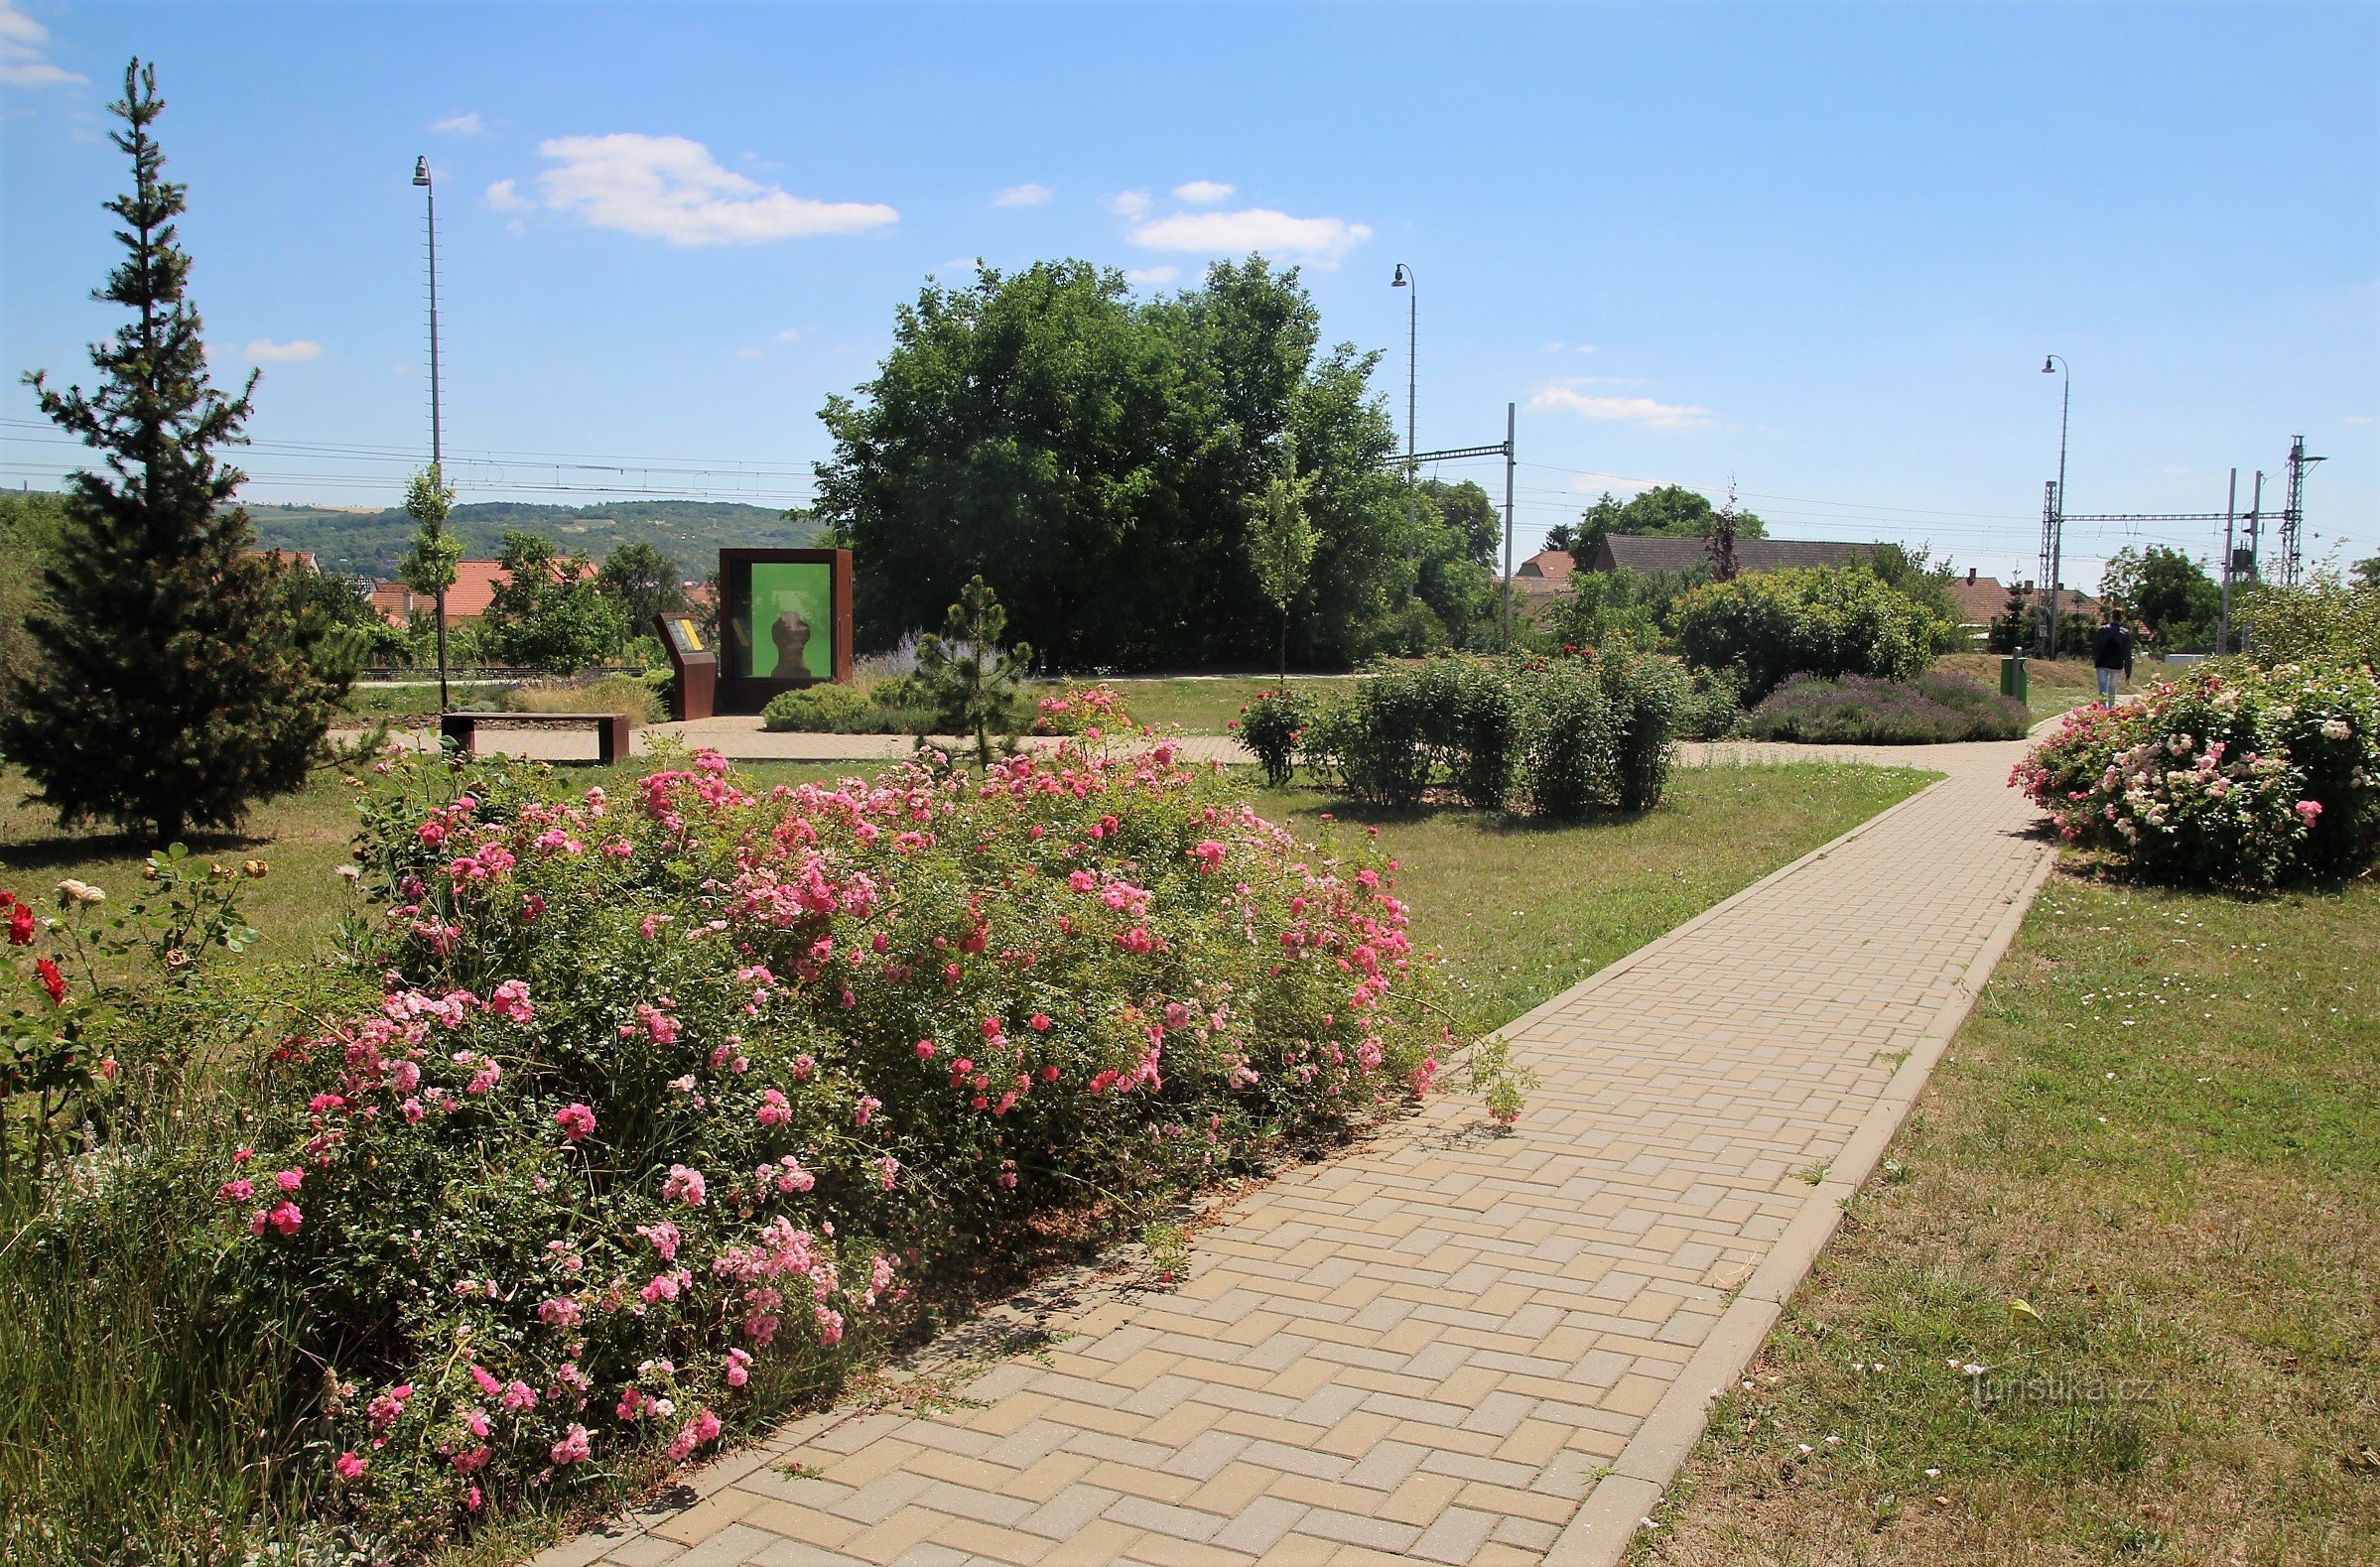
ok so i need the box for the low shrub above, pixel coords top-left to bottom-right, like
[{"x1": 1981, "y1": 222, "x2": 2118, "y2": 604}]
[
  {"x1": 2011, "y1": 661, "x2": 2380, "y2": 886},
  {"x1": 1676, "y1": 664, "x2": 1746, "y2": 741},
  {"x1": 1744, "y1": 672, "x2": 2029, "y2": 744},
  {"x1": 1305, "y1": 652, "x2": 1682, "y2": 818},
  {"x1": 1672, "y1": 565, "x2": 1944, "y2": 703},
  {"x1": 760, "y1": 683, "x2": 880, "y2": 732},
  {"x1": 1233, "y1": 687, "x2": 1312, "y2": 787},
  {"x1": 1595, "y1": 646, "x2": 1688, "y2": 811},
  {"x1": 506, "y1": 673, "x2": 665, "y2": 727},
  {"x1": 1518, "y1": 658, "x2": 1619, "y2": 821},
  {"x1": 1312, "y1": 669, "x2": 1438, "y2": 808},
  {"x1": 12, "y1": 745, "x2": 1454, "y2": 1554}
]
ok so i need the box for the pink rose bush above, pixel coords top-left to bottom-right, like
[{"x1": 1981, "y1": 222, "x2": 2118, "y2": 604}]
[
  {"x1": 1028, "y1": 680, "x2": 1139, "y2": 739},
  {"x1": 195, "y1": 742, "x2": 1448, "y2": 1545},
  {"x1": 2012, "y1": 661, "x2": 2378, "y2": 886}
]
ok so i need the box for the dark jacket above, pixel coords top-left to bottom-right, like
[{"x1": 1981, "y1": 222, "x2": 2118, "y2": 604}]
[{"x1": 2092, "y1": 622, "x2": 2133, "y2": 673}]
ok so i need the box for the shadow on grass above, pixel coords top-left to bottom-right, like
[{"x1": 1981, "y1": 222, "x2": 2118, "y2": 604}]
[{"x1": 0, "y1": 821, "x2": 274, "y2": 872}]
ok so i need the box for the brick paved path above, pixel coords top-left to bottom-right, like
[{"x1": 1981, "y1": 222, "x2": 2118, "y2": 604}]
[{"x1": 535, "y1": 740, "x2": 2053, "y2": 1567}]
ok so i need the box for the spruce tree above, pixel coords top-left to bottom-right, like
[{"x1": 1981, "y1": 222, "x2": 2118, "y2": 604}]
[{"x1": 3, "y1": 61, "x2": 335, "y2": 844}]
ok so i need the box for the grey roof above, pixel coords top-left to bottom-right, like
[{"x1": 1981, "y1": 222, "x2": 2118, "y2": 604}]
[{"x1": 1592, "y1": 535, "x2": 1879, "y2": 575}]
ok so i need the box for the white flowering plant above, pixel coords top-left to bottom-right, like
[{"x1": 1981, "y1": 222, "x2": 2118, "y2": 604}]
[{"x1": 2012, "y1": 661, "x2": 2380, "y2": 886}]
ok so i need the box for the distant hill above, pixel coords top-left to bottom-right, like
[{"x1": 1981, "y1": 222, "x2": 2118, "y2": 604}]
[{"x1": 242, "y1": 499, "x2": 818, "y2": 579}]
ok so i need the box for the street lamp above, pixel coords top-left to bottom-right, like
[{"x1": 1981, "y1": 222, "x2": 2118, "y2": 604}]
[
  {"x1": 2041, "y1": 353, "x2": 2069, "y2": 659},
  {"x1": 1390, "y1": 264, "x2": 1415, "y2": 532},
  {"x1": 414, "y1": 155, "x2": 450, "y2": 710}
]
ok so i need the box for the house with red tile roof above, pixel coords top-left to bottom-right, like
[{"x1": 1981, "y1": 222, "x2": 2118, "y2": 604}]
[{"x1": 363, "y1": 558, "x2": 595, "y2": 626}]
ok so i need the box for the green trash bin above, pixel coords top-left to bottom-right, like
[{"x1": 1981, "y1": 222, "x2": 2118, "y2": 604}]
[{"x1": 2000, "y1": 654, "x2": 2028, "y2": 705}]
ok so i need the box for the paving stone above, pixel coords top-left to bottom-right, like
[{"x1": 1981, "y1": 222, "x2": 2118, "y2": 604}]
[{"x1": 533, "y1": 742, "x2": 2050, "y2": 1567}]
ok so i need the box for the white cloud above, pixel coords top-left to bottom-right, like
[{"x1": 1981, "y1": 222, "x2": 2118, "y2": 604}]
[
  {"x1": 530, "y1": 133, "x2": 897, "y2": 245},
  {"x1": 774, "y1": 327, "x2": 800, "y2": 342},
  {"x1": 1125, "y1": 265, "x2": 1180, "y2": 287},
  {"x1": 432, "y1": 112, "x2": 485, "y2": 136},
  {"x1": 246, "y1": 339, "x2": 322, "y2": 363},
  {"x1": 1108, "y1": 190, "x2": 1152, "y2": 218},
  {"x1": 2345, "y1": 414, "x2": 2374, "y2": 426},
  {"x1": 1128, "y1": 207, "x2": 1373, "y2": 267},
  {"x1": 1529, "y1": 384, "x2": 1711, "y2": 431},
  {"x1": 993, "y1": 182, "x2": 1053, "y2": 207},
  {"x1": 1575, "y1": 343, "x2": 1599, "y2": 354},
  {"x1": 483, "y1": 179, "x2": 533, "y2": 212},
  {"x1": 2158, "y1": 465, "x2": 2193, "y2": 476},
  {"x1": 0, "y1": 1, "x2": 84, "y2": 87},
  {"x1": 392, "y1": 363, "x2": 410, "y2": 375},
  {"x1": 736, "y1": 346, "x2": 763, "y2": 359},
  {"x1": 1539, "y1": 340, "x2": 1567, "y2": 354},
  {"x1": 1566, "y1": 471, "x2": 1655, "y2": 496},
  {"x1": 1171, "y1": 180, "x2": 1234, "y2": 204}
]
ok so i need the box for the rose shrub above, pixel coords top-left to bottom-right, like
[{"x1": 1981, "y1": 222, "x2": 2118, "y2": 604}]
[
  {"x1": 104, "y1": 743, "x2": 1449, "y2": 1549},
  {"x1": 1028, "y1": 680, "x2": 1137, "y2": 738},
  {"x1": 2011, "y1": 661, "x2": 2380, "y2": 886}
]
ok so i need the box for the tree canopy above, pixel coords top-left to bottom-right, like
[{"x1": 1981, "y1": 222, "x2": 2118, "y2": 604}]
[
  {"x1": 2101, "y1": 545, "x2": 2222, "y2": 651},
  {"x1": 1571, "y1": 483, "x2": 1769, "y2": 561},
  {"x1": 814, "y1": 258, "x2": 1416, "y2": 669}
]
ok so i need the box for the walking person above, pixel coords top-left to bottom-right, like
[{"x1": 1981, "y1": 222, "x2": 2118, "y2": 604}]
[{"x1": 2092, "y1": 609, "x2": 2133, "y2": 703}]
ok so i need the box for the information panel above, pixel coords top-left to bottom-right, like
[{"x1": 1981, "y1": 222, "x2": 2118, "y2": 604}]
[{"x1": 716, "y1": 548, "x2": 853, "y2": 714}]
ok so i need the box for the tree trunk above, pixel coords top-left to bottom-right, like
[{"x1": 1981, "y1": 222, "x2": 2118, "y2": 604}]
[{"x1": 1277, "y1": 608, "x2": 1288, "y2": 688}]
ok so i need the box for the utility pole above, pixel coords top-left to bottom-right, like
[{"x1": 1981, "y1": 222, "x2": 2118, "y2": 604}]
[
  {"x1": 2217, "y1": 467, "x2": 2238, "y2": 654},
  {"x1": 1390, "y1": 265, "x2": 1416, "y2": 534},
  {"x1": 2040, "y1": 354, "x2": 2070, "y2": 658},
  {"x1": 2242, "y1": 470, "x2": 2265, "y2": 591},
  {"x1": 413, "y1": 155, "x2": 451, "y2": 711},
  {"x1": 2038, "y1": 480, "x2": 2059, "y2": 656},
  {"x1": 2278, "y1": 435, "x2": 2324, "y2": 587},
  {"x1": 1502, "y1": 401, "x2": 1517, "y2": 648}
]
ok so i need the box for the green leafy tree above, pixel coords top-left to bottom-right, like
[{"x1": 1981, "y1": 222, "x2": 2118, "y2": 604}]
[
  {"x1": 1246, "y1": 439, "x2": 1316, "y2": 682},
  {"x1": 815, "y1": 257, "x2": 1406, "y2": 669},
  {"x1": 1857, "y1": 542, "x2": 1967, "y2": 653},
  {"x1": 1551, "y1": 565, "x2": 1707, "y2": 652},
  {"x1": 2101, "y1": 545, "x2": 2221, "y2": 651},
  {"x1": 596, "y1": 540, "x2": 686, "y2": 633},
  {"x1": 2237, "y1": 564, "x2": 2380, "y2": 664},
  {"x1": 0, "y1": 63, "x2": 338, "y2": 843},
  {"x1": 1671, "y1": 565, "x2": 1934, "y2": 702},
  {"x1": 0, "y1": 489, "x2": 70, "y2": 706},
  {"x1": 915, "y1": 575, "x2": 1031, "y2": 766},
  {"x1": 478, "y1": 532, "x2": 628, "y2": 672},
  {"x1": 397, "y1": 464, "x2": 461, "y2": 694},
  {"x1": 1571, "y1": 483, "x2": 1769, "y2": 562}
]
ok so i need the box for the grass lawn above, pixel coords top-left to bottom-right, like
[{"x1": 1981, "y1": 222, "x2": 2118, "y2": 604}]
[
  {"x1": 1246, "y1": 762, "x2": 1933, "y2": 1034},
  {"x1": 1930, "y1": 652, "x2": 2102, "y2": 720},
  {"x1": 1638, "y1": 871, "x2": 2380, "y2": 1566}
]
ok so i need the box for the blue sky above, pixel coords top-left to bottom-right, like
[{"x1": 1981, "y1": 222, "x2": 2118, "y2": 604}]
[{"x1": 5, "y1": 1, "x2": 2375, "y2": 592}]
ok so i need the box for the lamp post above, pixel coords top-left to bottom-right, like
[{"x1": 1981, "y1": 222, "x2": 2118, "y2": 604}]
[
  {"x1": 1390, "y1": 264, "x2": 1415, "y2": 529},
  {"x1": 2041, "y1": 353, "x2": 2069, "y2": 658},
  {"x1": 414, "y1": 155, "x2": 450, "y2": 710}
]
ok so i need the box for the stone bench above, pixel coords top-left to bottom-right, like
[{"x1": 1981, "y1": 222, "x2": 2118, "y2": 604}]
[{"x1": 437, "y1": 711, "x2": 633, "y2": 765}]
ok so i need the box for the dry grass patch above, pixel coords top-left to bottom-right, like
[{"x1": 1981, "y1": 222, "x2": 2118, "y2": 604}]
[{"x1": 1638, "y1": 871, "x2": 2380, "y2": 1567}]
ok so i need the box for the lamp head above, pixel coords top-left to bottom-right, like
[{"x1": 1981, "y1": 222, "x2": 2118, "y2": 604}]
[
  {"x1": 1391, "y1": 264, "x2": 1409, "y2": 288},
  {"x1": 2042, "y1": 355, "x2": 2056, "y2": 374},
  {"x1": 413, "y1": 156, "x2": 431, "y2": 188}
]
